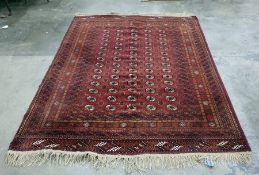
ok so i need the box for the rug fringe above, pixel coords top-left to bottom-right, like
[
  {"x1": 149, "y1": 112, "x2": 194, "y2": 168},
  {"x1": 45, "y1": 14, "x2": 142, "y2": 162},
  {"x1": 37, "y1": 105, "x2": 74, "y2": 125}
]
[
  {"x1": 6, "y1": 150, "x2": 251, "y2": 171},
  {"x1": 74, "y1": 12, "x2": 194, "y2": 17}
]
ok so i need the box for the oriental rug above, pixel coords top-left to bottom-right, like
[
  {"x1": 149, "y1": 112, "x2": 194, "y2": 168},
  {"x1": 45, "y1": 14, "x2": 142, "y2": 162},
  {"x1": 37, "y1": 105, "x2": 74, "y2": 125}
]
[{"x1": 7, "y1": 15, "x2": 251, "y2": 169}]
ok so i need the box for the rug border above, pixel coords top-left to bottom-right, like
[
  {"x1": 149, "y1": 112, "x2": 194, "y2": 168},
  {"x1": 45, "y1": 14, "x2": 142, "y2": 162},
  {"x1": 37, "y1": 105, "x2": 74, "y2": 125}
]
[
  {"x1": 191, "y1": 16, "x2": 251, "y2": 151},
  {"x1": 11, "y1": 17, "x2": 78, "y2": 137}
]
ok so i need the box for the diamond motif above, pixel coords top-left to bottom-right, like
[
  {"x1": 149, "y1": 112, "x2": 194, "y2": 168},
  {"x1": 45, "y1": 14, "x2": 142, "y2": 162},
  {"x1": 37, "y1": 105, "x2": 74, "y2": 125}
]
[
  {"x1": 146, "y1": 105, "x2": 156, "y2": 111},
  {"x1": 89, "y1": 89, "x2": 98, "y2": 93},
  {"x1": 96, "y1": 63, "x2": 104, "y2": 67},
  {"x1": 128, "y1": 80, "x2": 137, "y2": 86},
  {"x1": 146, "y1": 75, "x2": 154, "y2": 79},
  {"x1": 166, "y1": 96, "x2": 176, "y2": 101},
  {"x1": 146, "y1": 96, "x2": 155, "y2": 101},
  {"x1": 146, "y1": 88, "x2": 155, "y2": 93},
  {"x1": 109, "y1": 88, "x2": 117, "y2": 93},
  {"x1": 167, "y1": 105, "x2": 177, "y2": 111},
  {"x1": 163, "y1": 68, "x2": 171, "y2": 73},
  {"x1": 127, "y1": 95, "x2": 137, "y2": 101},
  {"x1": 128, "y1": 88, "x2": 137, "y2": 93},
  {"x1": 85, "y1": 105, "x2": 95, "y2": 111},
  {"x1": 162, "y1": 62, "x2": 170, "y2": 66},
  {"x1": 94, "y1": 69, "x2": 102, "y2": 73},
  {"x1": 110, "y1": 81, "x2": 118, "y2": 86},
  {"x1": 112, "y1": 69, "x2": 120, "y2": 73},
  {"x1": 113, "y1": 57, "x2": 121, "y2": 61},
  {"x1": 163, "y1": 75, "x2": 172, "y2": 79},
  {"x1": 107, "y1": 96, "x2": 116, "y2": 102},
  {"x1": 129, "y1": 62, "x2": 138, "y2": 67},
  {"x1": 93, "y1": 75, "x2": 101, "y2": 79},
  {"x1": 106, "y1": 105, "x2": 116, "y2": 111},
  {"x1": 165, "y1": 87, "x2": 175, "y2": 93},
  {"x1": 127, "y1": 104, "x2": 137, "y2": 110},
  {"x1": 113, "y1": 63, "x2": 120, "y2": 67},
  {"x1": 161, "y1": 57, "x2": 169, "y2": 61},
  {"x1": 87, "y1": 96, "x2": 96, "y2": 102},
  {"x1": 164, "y1": 81, "x2": 173, "y2": 85},
  {"x1": 90, "y1": 81, "x2": 100, "y2": 86},
  {"x1": 111, "y1": 75, "x2": 119, "y2": 79},
  {"x1": 128, "y1": 74, "x2": 137, "y2": 79},
  {"x1": 129, "y1": 68, "x2": 137, "y2": 73},
  {"x1": 146, "y1": 81, "x2": 154, "y2": 86},
  {"x1": 145, "y1": 69, "x2": 153, "y2": 73}
]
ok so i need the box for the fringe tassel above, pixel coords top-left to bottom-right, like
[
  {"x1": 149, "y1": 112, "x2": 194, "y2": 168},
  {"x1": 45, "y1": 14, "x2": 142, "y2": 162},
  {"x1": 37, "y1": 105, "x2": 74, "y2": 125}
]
[{"x1": 6, "y1": 150, "x2": 251, "y2": 171}]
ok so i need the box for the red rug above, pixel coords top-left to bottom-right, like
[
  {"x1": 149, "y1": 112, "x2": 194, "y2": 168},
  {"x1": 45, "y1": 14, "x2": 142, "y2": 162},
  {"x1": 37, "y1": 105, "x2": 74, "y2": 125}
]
[{"x1": 7, "y1": 15, "x2": 251, "y2": 169}]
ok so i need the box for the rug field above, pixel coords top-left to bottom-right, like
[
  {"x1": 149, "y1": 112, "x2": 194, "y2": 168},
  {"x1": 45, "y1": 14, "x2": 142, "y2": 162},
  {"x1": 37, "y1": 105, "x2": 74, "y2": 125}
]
[{"x1": 7, "y1": 15, "x2": 251, "y2": 169}]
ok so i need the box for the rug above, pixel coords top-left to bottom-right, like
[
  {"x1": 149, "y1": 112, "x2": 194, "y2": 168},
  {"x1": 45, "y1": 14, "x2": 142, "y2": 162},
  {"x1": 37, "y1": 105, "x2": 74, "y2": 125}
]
[{"x1": 7, "y1": 15, "x2": 251, "y2": 169}]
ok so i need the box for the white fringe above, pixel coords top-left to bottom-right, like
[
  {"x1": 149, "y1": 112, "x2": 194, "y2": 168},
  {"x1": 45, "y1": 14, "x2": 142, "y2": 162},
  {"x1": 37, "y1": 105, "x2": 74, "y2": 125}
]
[
  {"x1": 74, "y1": 12, "x2": 194, "y2": 17},
  {"x1": 6, "y1": 150, "x2": 251, "y2": 171}
]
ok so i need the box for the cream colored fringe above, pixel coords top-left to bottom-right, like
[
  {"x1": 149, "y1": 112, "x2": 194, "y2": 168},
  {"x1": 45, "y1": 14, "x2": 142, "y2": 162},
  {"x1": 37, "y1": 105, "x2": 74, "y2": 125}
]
[
  {"x1": 74, "y1": 12, "x2": 194, "y2": 17},
  {"x1": 6, "y1": 150, "x2": 251, "y2": 171}
]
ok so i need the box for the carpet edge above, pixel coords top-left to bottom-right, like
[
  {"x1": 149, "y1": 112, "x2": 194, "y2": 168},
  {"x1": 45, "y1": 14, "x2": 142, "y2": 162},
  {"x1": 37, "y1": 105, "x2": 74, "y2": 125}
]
[{"x1": 74, "y1": 12, "x2": 194, "y2": 17}]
